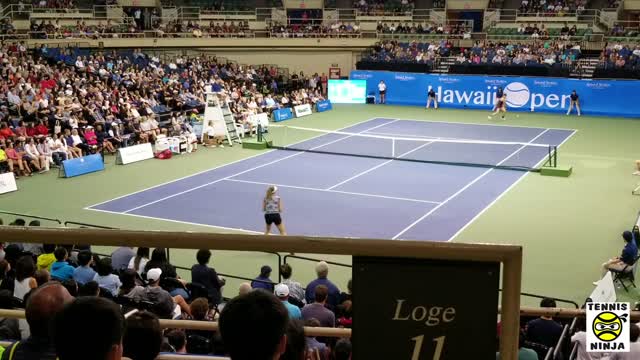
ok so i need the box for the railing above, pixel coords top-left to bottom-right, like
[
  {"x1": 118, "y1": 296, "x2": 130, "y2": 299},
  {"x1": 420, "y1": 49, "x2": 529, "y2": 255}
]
[
  {"x1": 268, "y1": 31, "x2": 362, "y2": 38},
  {"x1": 0, "y1": 212, "x2": 282, "y2": 284},
  {"x1": 177, "y1": 6, "x2": 200, "y2": 20},
  {"x1": 0, "y1": 211, "x2": 62, "y2": 225},
  {"x1": 28, "y1": 31, "x2": 258, "y2": 39},
  {"x1": 0, "y1": 226, "x2": 525, "y2": 358},
  {"x1": 63, "y1": 221, "x2": 115, "y2": 229}
]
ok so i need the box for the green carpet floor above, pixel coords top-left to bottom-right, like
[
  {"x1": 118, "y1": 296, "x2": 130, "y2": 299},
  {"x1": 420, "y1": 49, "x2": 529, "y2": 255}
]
[{"x1": 1, "y1": 104, "x2": 639, "y2": 306}]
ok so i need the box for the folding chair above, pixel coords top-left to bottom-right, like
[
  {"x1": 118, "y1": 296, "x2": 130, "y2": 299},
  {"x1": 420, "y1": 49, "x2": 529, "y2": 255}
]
[{"x1": 611, "y1": 255, "x2": 640, "y2": 292}]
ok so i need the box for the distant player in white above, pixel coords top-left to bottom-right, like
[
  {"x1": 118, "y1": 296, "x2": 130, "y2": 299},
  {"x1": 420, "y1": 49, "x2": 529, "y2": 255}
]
[
  {"x1": 489, "y1": 94, "x2": 507, "y2": 120},
  {"x1": 566, "y1": 90, "x2": 581, "y2": 116},
  {"x1": 426, "y1": 88, "x2": 438, "y2": 109},
  {"x1": 378, "y1": 80, "x2": 387, "y2": 104}
]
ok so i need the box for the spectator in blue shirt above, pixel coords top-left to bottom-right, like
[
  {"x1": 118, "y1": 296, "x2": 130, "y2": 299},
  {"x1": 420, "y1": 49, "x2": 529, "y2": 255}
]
[
  {"x1": 305, "y1": 261, "x2": 341, "y2": 309},
  {"x1": 251, "y1": 265, "x2": 274, "y2": 292},
  {"x1": 50, "y1": 247, "x2": 75, "y2": 282},
  {"x1": 599, "y1": 231, "x2": 639, "y2": 282},
  {"x1": 72, "y1": 250, "x2": 96, "y2": 285},
  {"x1": 275, "y1": 283, "x2": 302, "y2": 320}
]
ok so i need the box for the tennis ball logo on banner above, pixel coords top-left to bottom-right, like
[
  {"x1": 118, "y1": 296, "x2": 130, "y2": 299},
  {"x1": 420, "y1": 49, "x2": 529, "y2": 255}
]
[
  {"x1": 503, "y1": 82, "x2": 530, "y2": 108},
  {"x1": 587, "y1": 302, "x2": 630, "y2": 352}
]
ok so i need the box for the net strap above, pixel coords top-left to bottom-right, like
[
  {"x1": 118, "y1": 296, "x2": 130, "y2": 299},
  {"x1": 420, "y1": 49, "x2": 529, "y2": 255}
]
[{"x1": 270, "y1": 124, "x2": 551, "y2": 148}]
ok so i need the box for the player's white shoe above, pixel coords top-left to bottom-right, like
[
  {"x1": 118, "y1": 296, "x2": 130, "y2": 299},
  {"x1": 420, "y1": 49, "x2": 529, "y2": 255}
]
[
  {"x1": 488, "y1": 116, "x2": 492, "y2": 119},
  {"x1": 633, "y1": 171, "x2": 640, "y2": 176}
]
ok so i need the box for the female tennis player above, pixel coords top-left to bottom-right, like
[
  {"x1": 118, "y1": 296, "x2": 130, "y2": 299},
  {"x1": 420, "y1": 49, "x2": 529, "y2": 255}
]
[
  {"x1": 566, "y1": 90, "x2": 581, "y2": 116},
  {"x1": 263, "y1": 185, "x2": 286, "y2": 236},
  {"x1": 489, "y1": 94, "x2": 507, "y2": 120},
  {"x1": 378, "y1": 80, "x2": 387, "y2": 104}
]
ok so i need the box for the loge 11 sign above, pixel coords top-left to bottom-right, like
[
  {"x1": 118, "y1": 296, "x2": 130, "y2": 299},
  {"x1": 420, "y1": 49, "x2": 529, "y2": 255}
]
[{"x1": 352, "y1": 257, "x2": 500, "y2": 359}]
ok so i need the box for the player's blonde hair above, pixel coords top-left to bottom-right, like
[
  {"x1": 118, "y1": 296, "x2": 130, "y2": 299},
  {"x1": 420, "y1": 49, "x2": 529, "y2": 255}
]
[{"x1": 265, "y1": 185, "x2": 277, "y2": 199}]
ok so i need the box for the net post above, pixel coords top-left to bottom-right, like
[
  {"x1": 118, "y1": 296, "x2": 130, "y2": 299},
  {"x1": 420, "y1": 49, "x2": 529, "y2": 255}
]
[
  {"x1": 392, "y1": 138, "x2": 396, "y2": 158},
  {"x1": 547, "y1": 146, "x2": 551, "y2": 167},
  {"x1": 553, "y1": 146, "x2": 558, "y2": 168}
]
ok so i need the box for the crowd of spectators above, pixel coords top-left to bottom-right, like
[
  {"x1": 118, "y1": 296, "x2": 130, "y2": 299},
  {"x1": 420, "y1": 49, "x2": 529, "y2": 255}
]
[
  {"x1": 152, "y1": 20, "x2": 251, "y2": 38},
  {"x1": 354, "y1": 0, "x2": 415, "y2": 15},
  {"x1": 376, "y1": 21, "x2": 470, "y2": 38},
  {"x1": 366, "y1": 39, "x2": 581, "y2": 68},
  {"x1": 367, "y1": 39, "x2": 451, "y2": 63},
  {"x1": 456, "y1": 41, "x2": 581, "y2": 66},
  {"x1": 0, "y1": 228, "x2": 354, "y2": 359},
  {"x1": 518, "y1": 0, "x2": 582, "y2": 16},
  {"x1": 610, "y1": 22, "x2": 640, "y2": 38},
  {"x1": 30, "y1": 20, "x2": 138, "y2": 40},
  {"x1": 32, "y1": 0, "x2": 76, "y2": 9},
  {"x1": 0, "y1": 43, "x2": 327, "y2": 179},
  {"x1": 599, "y1": 43, "x2": 640, "y2": 70},
  {"x1": 516, "y1": 23, "x2": 579, "y2": 40},
  {"x1": 269, "y1": 21, "x2": 360, "y2": 38}
]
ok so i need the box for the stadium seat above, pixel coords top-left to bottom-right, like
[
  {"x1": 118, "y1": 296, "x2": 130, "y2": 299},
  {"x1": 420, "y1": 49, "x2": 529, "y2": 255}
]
[{"x1": 611, "y1": 255, "x2": 640, "y2": 292}]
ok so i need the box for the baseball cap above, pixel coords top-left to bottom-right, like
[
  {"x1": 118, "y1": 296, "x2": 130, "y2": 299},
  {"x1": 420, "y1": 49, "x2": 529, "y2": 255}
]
[
  {"x1": 147, "y1": 268, "x2": 162, "y2": 282},
  {"x1": 274, "y1": 283, "x2": 289, "y2": 297}
]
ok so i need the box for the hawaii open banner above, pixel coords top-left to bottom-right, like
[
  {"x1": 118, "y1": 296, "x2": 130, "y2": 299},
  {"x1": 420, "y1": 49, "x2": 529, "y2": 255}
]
[{"x1": 351, "y1": 70, "x2": 640, "y2": 117}]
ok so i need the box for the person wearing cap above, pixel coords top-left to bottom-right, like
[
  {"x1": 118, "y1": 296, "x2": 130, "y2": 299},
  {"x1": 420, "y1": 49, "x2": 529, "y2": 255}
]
[
  {"x1": 274, "y1": 284, "x2": 302, "y2": 320},
  {"x1": 596, "y1": 231, "x2": 639, "y2": 284},
  {"x1": 263, "y1": 185, "x2": 286, "y2": 236},
  {"x1": 126, "y1": 268, "x2": 191, "y2": 319},
  {"x1": 251, "y1": 265, "x2": 274, "y2": 292}
]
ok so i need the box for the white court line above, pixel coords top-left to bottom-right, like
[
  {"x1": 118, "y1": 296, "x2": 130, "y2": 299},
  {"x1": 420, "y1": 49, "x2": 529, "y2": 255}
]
[
  {"x1": 119, "y1": 119, "x2": 400, "y2": 214},
  {"x1": 390, "y1": 116, "x2": 577, "y2": 131},
  {"x1": 325, "y1": 140, "x2": 437, "y2": 191},
  {"x1": 225, "y1": 178, "x2": 442, "y2": 205},
  {"x1": 84, "y1": 116, "x2": 387, "y2": 210},
  {"x1": 87, "y1": 207, "x2": 262, "y2": 234},
  {"x1": 447, "y1": 129, "x2": 578, "y2": 242},
  {"x1": 364, "y1": 130, "x2": 534, "y2": 144},
  {"x1": 392, "y1": 128, "x2": 551, "y2": 240}
]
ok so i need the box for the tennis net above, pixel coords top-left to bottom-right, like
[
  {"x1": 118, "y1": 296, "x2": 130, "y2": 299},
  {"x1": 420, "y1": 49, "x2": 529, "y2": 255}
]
[{"x1": 266, "y1": 124, "x2": 557, "y2": 172}]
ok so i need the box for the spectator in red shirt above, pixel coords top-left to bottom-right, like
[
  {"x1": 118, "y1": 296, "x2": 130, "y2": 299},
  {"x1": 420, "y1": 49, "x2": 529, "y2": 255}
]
[
  {"x1": 26, "y1": 123, "x2": 37, "y2": 138},
  {"x1": 35, "y1": 121, "x2": 49, "y2": 137},
  {"x1": 0, "y1": 123, "x2": 14, "y2": 141}
]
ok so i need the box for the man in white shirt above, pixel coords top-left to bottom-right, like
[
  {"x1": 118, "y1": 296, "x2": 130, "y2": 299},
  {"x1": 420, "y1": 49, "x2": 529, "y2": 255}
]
[
  {"x1": 75, "y1": 57, "x2": 85, "y2": 71},
  {"x1": 378, "y1": 80, "x2": 387, "y2": 104}
]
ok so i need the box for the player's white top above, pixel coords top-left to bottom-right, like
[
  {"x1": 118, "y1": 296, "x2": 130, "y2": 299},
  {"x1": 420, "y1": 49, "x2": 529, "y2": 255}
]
[
  {"x1": 378, "y1": 83, "x2": 386, "y2": 92},
  {"x1": 264, "y1": 196, "x2": 281, "y2": 214}
]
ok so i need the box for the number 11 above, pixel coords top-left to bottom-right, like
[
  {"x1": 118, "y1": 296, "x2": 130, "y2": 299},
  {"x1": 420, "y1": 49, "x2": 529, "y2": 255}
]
[{"x1": 410, "y1": 335, "x2": 445, "y2": 360}]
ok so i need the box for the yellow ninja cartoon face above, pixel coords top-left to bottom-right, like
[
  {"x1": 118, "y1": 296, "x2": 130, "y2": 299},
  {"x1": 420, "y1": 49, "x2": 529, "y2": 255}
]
[{"x1": 593, "y1": 312, "x2": 623, "y2": 341}]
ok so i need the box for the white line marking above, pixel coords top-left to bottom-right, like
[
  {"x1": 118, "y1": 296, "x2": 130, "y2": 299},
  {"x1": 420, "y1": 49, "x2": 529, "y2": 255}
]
[
  {"x1": 393, "y1": 116, "x2": 576, "y2": 131},
  {"x1": 84, "y1": 116, "x2": 386, "y2": 210},
  {"x1": 326, "y1": 140, "x2": 437, "y2": 190},
  {"x1": 391, "y1": 128, "x2": 552, "y2": 240},
  {"x1": 86, "y1": 207, "x2": 262, "y2": 234},
  {"x1": 447, "y1": 129, "x2": 578, "y2": 242},
  {"x1": 120, "y1": 119, "x2": 400, "y2": 214},
  {"x1": 364, "y1": 130, "x2": 542, "y2": 144},
  {"x1": 224, "y1": 178, "x2": 442, "y2": 205}
]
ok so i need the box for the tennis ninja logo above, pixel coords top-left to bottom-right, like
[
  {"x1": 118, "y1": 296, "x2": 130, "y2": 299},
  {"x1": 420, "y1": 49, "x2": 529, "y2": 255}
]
[
  {"x1": 593, "y1": 312, "x2": 625, "y2": 341},
  {"x1": 427, "y1": 81, "x2": 573, "y2": 111},
  {"x1": 587, "y1": 302, "x2": 630, "y2": 352}
]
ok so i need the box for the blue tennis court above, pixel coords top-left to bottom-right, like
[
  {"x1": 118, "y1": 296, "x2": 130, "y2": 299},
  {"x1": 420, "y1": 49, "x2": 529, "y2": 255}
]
[{"x1": 87, "y1": 118, "x2": 575, "y2": 241}]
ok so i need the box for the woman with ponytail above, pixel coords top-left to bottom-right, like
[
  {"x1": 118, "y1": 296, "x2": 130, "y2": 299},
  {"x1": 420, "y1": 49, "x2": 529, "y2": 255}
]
[{"x1": 263, "y1": 185, "x2": 286, "y2": 235}]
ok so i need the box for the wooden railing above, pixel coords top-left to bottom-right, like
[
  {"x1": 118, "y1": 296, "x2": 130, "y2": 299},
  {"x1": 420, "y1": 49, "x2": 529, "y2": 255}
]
[{"x1": 0, "y1": 226, "x2": 524, "y2": 359}]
